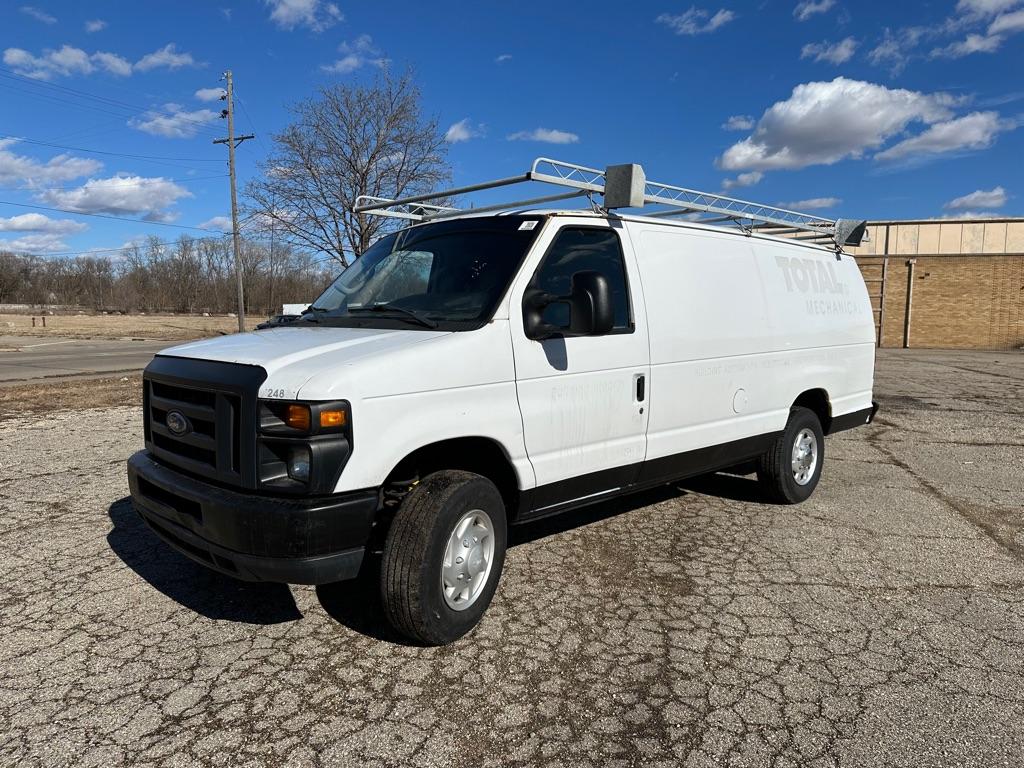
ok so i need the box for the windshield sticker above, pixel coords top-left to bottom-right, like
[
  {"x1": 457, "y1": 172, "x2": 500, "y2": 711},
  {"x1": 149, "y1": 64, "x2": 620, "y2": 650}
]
[{"x1": 518, "y1": 220, "x2": 538, "y2": 231}]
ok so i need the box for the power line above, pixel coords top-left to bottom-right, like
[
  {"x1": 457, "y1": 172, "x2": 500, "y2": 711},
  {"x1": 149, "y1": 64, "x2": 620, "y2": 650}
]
[
  {"x1": 0, "y1": 67, "x2": 227, "y2": 140},
  {"x1": 0, "y1": 135, "x2": 224, "y2": 163},
  {"x1": 0, "y1": 200, "x2": 222, "y2": 232},
  {"x1": 234, "y1": 92, "x2": 270, "y2": 156},
  {"x1": 0, "y1": 173, "x2": 228, "y2": 194}
]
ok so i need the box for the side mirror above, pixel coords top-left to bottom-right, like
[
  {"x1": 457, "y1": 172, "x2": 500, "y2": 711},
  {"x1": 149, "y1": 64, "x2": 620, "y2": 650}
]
[{"x1": 523, "y1": 270, "x2": 614, "y2": 341}]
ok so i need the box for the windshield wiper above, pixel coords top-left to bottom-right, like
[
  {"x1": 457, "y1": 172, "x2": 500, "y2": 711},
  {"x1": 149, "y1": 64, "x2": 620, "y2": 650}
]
[
  {"x1": 347, "y1": 303, "x2": 439, "y2": 329},
  {"x1": 298, "y1": 306, "x2": 330, "y2": 324}
]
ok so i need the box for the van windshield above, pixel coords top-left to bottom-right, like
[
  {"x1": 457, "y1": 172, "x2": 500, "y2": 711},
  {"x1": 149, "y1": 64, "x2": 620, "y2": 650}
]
[{"x1": 299, "y1": 216, "x2": 544, "y2": 331}]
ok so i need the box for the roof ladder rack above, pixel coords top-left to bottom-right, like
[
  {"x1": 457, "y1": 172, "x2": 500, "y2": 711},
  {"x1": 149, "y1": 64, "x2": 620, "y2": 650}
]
[{"x1": 353, "y1": 158, "x2": 867, "y2": 249}]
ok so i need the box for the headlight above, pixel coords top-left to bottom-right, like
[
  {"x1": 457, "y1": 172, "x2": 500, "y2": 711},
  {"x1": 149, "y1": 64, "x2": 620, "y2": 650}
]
[
  {"x1": 257, "y1": 399, "x2": 352, "y2": 493},
  {"x1": 287, "y1": 447, "x2": 311, "y2": 482}
]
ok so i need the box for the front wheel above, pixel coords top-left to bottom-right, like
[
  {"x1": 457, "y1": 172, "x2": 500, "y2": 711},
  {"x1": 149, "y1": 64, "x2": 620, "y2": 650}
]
[
  {"x1": 756, "y1": 406, "x2": 825, "y2": 504},
  {"x1": 381, "y1": 470, "x2": 507, "y2": 645}
]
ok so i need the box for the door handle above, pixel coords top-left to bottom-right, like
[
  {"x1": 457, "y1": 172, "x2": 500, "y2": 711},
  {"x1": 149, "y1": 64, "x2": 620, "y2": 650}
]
[{"x1": 635, "y1": 374, "x2": 646, "y2": 402}]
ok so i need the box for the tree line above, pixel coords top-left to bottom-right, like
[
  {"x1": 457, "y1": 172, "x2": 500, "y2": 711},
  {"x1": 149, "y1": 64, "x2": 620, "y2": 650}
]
[{"x1": 0, "y1": 236, "x2": 333, "y2": 315}]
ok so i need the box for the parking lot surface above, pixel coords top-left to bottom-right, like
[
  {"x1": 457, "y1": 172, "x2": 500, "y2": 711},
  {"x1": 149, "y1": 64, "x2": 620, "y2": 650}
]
[{"x1": 1, "y1": 348, "x2": 1022, "y2": 767}]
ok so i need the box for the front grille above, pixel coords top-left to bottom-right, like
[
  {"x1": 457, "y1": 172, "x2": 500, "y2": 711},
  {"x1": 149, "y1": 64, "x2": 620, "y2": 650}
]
[
  {"x1": 142, "y1": 357, "x2": 266, "y2": 489},
  {"x1": 146, "y1": 378, "x2": 240, "y2": 484}
]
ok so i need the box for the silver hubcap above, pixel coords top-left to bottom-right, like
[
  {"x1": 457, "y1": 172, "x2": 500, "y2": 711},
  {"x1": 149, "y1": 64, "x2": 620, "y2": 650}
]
[
  {"x1": 441, "y1": 509, "x2": 494, "y2": 611},
  {"x1": 791, "y1": 428, "x2": 818, "y2": 486}
]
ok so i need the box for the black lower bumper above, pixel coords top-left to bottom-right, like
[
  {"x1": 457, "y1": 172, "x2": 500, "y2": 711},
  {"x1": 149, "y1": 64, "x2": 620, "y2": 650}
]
[{"x1": 127, "y1": 451, "x2": 378, "y2": 584}]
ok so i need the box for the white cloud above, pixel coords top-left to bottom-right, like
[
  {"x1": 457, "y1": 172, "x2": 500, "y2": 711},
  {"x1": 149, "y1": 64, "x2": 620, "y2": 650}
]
[
  {"x1": 507, "y1": 128, "x2": 580, "y2": 144},
  {"x1": 932, "y1": 31, "x2": 1005, "y2": 56},
  {"x1": 495, "y1": 54, "x2": 513, "y2": 63},
  {"x1": 989, "y1": 8, "x2": 1024, "y2": 33},
  {"x1": 0, "y1": 139, "x2": 102, "y2": 185},
  {"x1": 801, "y1": 37, "x2": 858, "y2": 64},
  {"x1": 195, "y1": 87, "x2": 226, "y2": 102},
  {"x1": 20, "y1": 6, "x2": 56, "y2": 24},
  {"x1": 445, "y1": 118, "x2": 484, "y2": 143},
  {"x1": 265, "y1": 0, "x2": 342, "y2": 31},
  {"x1": 867, "y1": 27, "x2": 925, "y2": 75},
  {"x1": 85, "y1": 19, "x2": 107, "y2": 33},
  {"x1": 718, "y1": 77, "x2": 958, "y2": 172},
  {"x1": 945, "y1": 186, "x2": 1007, "y2": 209},
  {"x1": 91, "y1": 51, "x2": 132, "y2": 77},
  {"x1": 4, "y1": 45, "x2": 93, "y2": 80},
  {"x1": 780, "y1": 197, "x2": 842, "y2": 210},
  {"x1": 722, "y1": 115, "x2": 755, "y2": 131},
  {"x1": 41, "y1": 175, "x2": 192, "y2": 219},
  {"x1": 935, "y1": 5, "x2": 1024, "y2": 55},
  {"x1": 1, "y1": 44, "x2": 168, "y2": 79},
  {"x1": 655, "y1": 8, "x2": 736, "y2": 35},
  {"x1": 721, "y1": 171, "x2": 763, "y2": 190},
  {"x1": 0, "y1": 213, "x2": 86, "y2": 234},
  {"x1": 875, "y1": 111, "x2": 1015, "y2": 162},
  {"x1": 793, "y1": 0, "x2": 835, "y2": 21},
  {"x1": 956, "y1": 0, "x2": 1022, "y2": 17},
  {"x1": 129, "y1": 104, "x2": 221, "y2": 138},
  {"x1": 321, "y1": 35, "x2": 389, "y2": 74},
  {"x1": 135, "y1": 43, "x2": 197, "y2": 72},
  {"x1": 0, "y1": 233, "x2": 73, "y2": 253},
  {"x1": 199, "y1": 216, "x2": 233, "y2": 232}
]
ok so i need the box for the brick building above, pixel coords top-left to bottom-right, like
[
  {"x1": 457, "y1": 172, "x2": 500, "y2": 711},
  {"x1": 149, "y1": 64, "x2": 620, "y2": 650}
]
[{"x1": 844, "y1": 218, "x2": 1024, "y2": 350}]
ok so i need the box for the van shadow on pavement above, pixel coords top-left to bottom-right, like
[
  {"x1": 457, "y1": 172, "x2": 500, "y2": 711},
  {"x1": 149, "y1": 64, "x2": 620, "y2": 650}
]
[{"x1": 106, "y1": 497, "x2": 303, "y2": 625}]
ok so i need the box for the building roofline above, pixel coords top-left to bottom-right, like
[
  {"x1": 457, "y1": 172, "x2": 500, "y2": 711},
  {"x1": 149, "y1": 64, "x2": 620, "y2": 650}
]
[{"x1": 866, "y1": 217, "x2": 1024, "y2": 226}]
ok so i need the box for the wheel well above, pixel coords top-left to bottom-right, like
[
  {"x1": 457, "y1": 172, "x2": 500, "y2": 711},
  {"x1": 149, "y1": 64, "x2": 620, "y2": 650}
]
[
  {"x1": 792, "y1": 389, "x2": 832, "y2": 433},
  {"x1": 383, "y1": 437, "x2": 520, "y2": 511}
]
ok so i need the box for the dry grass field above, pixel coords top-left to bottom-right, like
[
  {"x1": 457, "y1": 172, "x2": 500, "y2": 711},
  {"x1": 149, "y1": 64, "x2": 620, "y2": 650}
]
[
  {"x1": 0, "y1": 312, "x2": 261, "y2": 341},
  {"x1": 0, "y1": 374, "x2": 142, "y2": 420}
]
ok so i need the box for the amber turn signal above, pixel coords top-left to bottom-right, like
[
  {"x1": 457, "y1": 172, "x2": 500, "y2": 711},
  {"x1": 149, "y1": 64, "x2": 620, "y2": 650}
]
[
  {"x1": 320, "y1": 409, "x2": 346, "y2": 428},
  {"x1": 284, "y1": 404, "x2": 311, "y2": 430}
]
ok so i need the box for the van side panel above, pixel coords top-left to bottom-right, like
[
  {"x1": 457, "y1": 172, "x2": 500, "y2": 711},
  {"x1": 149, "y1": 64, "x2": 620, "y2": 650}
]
[{"x1": 627, "y1": 224, "x2": 875, "y2": 468}]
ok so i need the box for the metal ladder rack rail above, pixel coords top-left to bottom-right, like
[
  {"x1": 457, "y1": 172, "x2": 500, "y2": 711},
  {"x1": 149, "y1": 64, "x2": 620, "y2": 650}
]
[{"x1": 353, "y1": 158, "x2": 860, "y2": 247}]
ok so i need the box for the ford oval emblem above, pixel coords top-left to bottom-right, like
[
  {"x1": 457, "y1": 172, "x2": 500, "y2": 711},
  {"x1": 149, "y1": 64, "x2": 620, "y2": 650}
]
[{"x1": 165, "y1": 410, "x2": 191, "y2": 436}]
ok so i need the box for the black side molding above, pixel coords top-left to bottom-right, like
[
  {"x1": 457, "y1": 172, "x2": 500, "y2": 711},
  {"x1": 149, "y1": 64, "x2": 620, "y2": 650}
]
[{"x1": 828, "y1": 401, "x2": 879, "y2": 435}]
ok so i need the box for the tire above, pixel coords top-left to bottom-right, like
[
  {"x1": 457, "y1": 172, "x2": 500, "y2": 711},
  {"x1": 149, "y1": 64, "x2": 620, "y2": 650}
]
[
  {"x1": 756, "y1": 406, "x2": 825, "y2": 504},
  {"x1": 381, "y1": 470, "x2": 507, "y2": 645}
]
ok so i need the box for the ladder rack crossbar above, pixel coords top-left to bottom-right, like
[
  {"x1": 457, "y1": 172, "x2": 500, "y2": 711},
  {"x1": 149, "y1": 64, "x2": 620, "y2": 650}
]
[
  {"x1": 423, "y1": 190, "x2": 589, "y2": 221},
  {"x1": 352, "y1": 195, "x2": 458, "y2": 221}
]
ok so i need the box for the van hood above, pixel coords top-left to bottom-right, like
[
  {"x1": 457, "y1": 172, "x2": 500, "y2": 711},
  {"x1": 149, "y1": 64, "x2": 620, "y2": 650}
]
[{"x1": 158, "y1": 326, "x2": 449, "y2": 381}]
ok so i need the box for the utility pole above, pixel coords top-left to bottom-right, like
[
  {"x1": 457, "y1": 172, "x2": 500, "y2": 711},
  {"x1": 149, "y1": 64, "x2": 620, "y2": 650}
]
[{"x1": 213, "y1": 69, "x2": 254, "y2": 334}]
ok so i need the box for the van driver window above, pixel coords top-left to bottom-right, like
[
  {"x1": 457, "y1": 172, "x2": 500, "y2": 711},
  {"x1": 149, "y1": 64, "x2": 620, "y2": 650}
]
[{"x1": 532, "y1": 227, "x2": 632, "y2": 331}]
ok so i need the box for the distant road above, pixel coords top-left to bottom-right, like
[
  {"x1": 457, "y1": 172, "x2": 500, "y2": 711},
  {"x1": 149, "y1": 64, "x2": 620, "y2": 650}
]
[{"x1": 0, "y1": 336, "x2": 171, "y2": 383}]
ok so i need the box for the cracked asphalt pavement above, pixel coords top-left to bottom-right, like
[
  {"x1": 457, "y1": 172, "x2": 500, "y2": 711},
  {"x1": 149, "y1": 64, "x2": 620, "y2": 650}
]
[{"x1": 1, "y1": 348, "x2": 1022, "y2": 767}]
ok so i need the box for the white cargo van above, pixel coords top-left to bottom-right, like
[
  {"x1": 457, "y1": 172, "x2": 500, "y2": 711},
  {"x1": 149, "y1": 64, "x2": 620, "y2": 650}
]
[{"x1": 128, "y1": 160, "x2": 878, "y2": 644}]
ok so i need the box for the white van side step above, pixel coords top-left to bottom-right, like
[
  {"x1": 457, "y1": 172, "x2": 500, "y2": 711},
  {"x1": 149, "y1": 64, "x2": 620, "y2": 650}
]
[{"x1": 353, "y1": 158, "x2": 868, "y2": 250}]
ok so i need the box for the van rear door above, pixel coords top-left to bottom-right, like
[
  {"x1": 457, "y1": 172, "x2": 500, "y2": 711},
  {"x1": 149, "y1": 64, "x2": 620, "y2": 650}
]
[{"x1": 510, "y1": 220, "x2": 650, "y2": 514}]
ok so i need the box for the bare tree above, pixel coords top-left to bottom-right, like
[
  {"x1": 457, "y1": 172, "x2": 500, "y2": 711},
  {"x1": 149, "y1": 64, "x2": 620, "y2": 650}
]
[{"x1": 246, "y1": 70, "x2": 450, "y2": 268}]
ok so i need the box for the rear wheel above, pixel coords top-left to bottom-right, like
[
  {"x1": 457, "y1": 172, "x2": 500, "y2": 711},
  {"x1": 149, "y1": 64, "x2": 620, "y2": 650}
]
[
  {"x1": 756, "y1": 406, "x2": 824, "y2": 504},
  {"x1": 381, "y1": 470, "x2": 506, "y2": 645}
]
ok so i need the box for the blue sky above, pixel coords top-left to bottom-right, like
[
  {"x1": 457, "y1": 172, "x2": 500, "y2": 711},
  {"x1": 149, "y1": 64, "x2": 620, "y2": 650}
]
[{"x1": 1, "y1": 0, "x2": 1022, "y2": 258}]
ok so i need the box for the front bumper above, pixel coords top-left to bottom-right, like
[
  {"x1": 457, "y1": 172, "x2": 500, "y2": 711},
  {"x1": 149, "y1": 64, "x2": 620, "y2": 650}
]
[{"x1": 127, "y1": 451, "x2": 378, "y2": 584}]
